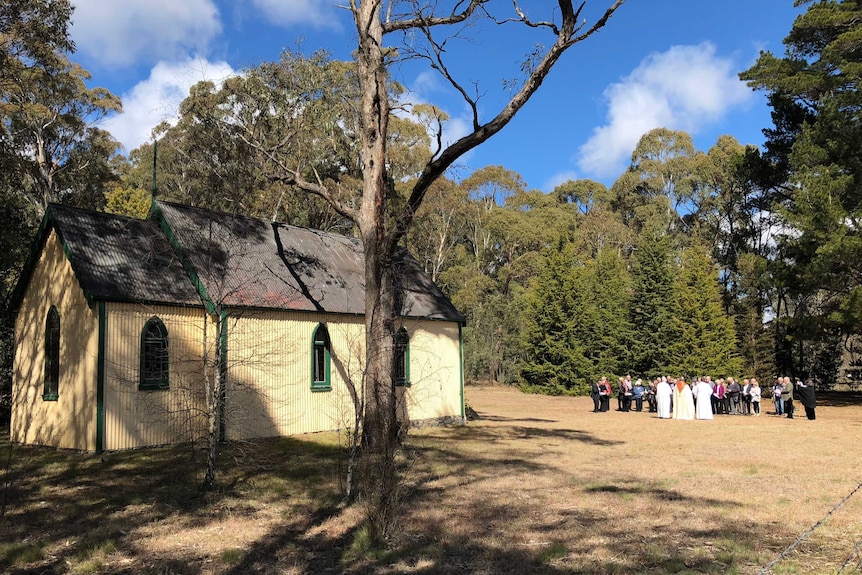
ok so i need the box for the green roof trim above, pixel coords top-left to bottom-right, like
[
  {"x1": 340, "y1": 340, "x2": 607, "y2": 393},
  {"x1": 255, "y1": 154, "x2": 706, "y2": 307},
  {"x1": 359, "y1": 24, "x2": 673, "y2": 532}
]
[
  {"x1": 148, "y1": 200, "x2": 215, "y2": 314},
  {"x1": 96, "y1": 302, "x2": 106, "y2": 452},
  {"x1": 8, "y1": 206, "x2": 95, "y2": 314},
  {"x1": 459, "y1": 324, "x2": 465, "y2": 420}
]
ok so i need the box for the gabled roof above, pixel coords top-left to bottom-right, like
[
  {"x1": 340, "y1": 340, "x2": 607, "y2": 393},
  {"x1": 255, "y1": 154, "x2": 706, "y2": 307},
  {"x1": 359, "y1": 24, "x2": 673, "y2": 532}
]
[
  {"x1": 10, "y1": 204, "x2": 202, "y2": 310},
  {"x1": 11, "y1": 201, "x2": 465, "y2": 324},
  {"x1": 153, "y1": 201, "x2": 465, "y2": 322}
]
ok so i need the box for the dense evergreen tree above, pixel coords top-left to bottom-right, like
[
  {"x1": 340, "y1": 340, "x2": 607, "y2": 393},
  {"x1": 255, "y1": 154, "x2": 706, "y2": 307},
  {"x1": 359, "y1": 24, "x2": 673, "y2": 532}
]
[
  {"x1": 741, "y1": 0, "x2": 862, "y2": 375},
  {"x1": 576, "y1": 248, "x2": 632, "y2": 380},
  {"x1": 628, "y1": 228, "x2": 676, "y2": 377},
  {"x1": 669, "y1": 244, "x2": 742, "y2": 377},
  {"x1": 519, "y1": 243, "x2": 589, "y2": 395},
  {"x1": 519, "y1": 245, "x2": 632, "y2": 395}
]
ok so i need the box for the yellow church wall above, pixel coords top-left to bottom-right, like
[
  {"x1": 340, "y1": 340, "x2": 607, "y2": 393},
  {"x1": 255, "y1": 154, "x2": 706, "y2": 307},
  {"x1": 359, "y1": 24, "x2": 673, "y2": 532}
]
[
  {"x1": 12, "y1": 231, "x2": 98, "y2": 450},
  {"x1": 398, "y1": 319, "x2": 463, "y2": 423},
  {"x1": 102, "y1": 303, "x2": 209, "y2": 450},
  {"x1": 101, "y1": 308, "x2": 464, "y2": 446},
  {"x1": 225, "y1": 311, "x2": 366, "y2": 439},
  {"x1": 225, "y1": 312, "x2": 463, "y2": 440}
]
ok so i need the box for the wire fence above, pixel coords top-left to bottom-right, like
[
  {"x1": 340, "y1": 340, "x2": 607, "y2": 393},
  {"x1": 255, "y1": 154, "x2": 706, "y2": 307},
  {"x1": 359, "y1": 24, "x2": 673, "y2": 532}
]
[
  {"x1": 836, "y1": 537, "x2": 862, "y2": 574},
  {"x1": 759, "y1": 480, "x2": 862, "y2": 574}
]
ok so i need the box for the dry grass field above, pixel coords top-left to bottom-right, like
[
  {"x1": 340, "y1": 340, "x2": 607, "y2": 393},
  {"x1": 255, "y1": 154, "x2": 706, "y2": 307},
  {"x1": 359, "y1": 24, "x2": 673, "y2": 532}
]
[{"x1": 2, "y1": 385, "x2": 862, "y2": 574}]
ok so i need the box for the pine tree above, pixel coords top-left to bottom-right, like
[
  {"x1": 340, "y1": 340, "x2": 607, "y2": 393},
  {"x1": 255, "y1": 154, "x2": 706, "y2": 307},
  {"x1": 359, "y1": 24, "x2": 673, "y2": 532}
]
[
  {"x1": 575, "y1": 248, "x2": 632, "y2": 382},
  {"x1": 629, "y1": 229, "x2": 676, "y2": 377},
  {"x1": 741, "y1": 0, "x2": 862, "y2": 374},
  {"x1": 519, "y1": 243, "x2": 590, "y2": 395},
  {"x1": 670, "y1": 244, "x2": 742, "y2": 377}
]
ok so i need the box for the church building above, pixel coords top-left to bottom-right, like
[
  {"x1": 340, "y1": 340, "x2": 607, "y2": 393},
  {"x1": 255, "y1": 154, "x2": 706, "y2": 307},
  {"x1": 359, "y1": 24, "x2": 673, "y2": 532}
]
[{"x1": 10, "y1": 201, "x2": 465, "y2": 451}]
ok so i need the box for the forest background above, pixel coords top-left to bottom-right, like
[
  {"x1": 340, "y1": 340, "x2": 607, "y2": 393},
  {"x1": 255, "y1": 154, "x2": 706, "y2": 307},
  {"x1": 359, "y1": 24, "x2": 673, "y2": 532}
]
[{"x1": 2, "y1": 0, "x2": 862, "y2": 418}]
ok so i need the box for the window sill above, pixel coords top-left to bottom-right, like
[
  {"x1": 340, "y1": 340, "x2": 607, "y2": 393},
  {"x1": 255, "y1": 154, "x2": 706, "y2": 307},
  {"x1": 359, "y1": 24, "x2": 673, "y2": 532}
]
[
  {"x1": 311, "y1": 385, "x2": 332, "y2": 393},
  {"x1": 42, "y1": 393, "x2": 58, "y2": 401}
]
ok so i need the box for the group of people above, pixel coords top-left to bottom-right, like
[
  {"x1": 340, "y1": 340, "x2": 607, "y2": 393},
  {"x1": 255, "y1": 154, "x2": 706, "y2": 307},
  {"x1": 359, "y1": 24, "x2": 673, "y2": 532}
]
[{"x1": 589, "y1": 374, "x2": 818, "y2": 421}]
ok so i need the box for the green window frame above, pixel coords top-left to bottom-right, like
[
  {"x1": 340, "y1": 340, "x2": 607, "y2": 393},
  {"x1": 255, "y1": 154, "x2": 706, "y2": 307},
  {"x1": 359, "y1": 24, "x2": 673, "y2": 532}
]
[
  {"x1": 395, "y1": 327, "x2": 410, "y2": 387},
  {"x1": 311, "y1": 324, "x2": 331, "y2": 392},
  {"x1": 140, "y1": 317, "x2": 169, "y2": 390},
  {"x1": 43, "y1": 306, "x2": 60, "y2": 401}
]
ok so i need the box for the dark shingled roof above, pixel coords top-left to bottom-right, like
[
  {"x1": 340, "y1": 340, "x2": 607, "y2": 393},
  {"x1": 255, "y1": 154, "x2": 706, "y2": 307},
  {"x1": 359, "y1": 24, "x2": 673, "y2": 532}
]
[
  {"x1": 13, "y1": 204, "x2": 202, "y2": 307},
  {"x1": 12, "y1": 201, "x2": 463, "y2": 324},
  {"x1": 154, "y1": 201, "x2": 465, "y2": 322}
]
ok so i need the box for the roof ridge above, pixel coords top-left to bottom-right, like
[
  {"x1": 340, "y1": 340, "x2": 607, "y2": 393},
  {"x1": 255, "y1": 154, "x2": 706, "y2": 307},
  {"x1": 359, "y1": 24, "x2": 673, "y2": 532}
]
[
  {"x1": 156, "y1": 200, "x2": 361, "y2": 242},
  {"x1": 48, "y1": 203, "x2": 142, "y2": 223}
]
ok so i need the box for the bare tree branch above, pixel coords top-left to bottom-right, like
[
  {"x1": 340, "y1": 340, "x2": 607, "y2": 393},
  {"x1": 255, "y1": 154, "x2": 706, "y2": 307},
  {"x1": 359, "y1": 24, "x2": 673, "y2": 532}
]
[
  {"x1": 235, "y1": 128, "x2": 360, "y2": 224},
  {"x1": 382, "y1": 0, "x2": 489, "y2": 33},
  {"x1": 389, "y1": 0, "x2": 626, "y2": 251},
  {"x1": 417, "y1": 25, "x2": 482, "y2": 131}
]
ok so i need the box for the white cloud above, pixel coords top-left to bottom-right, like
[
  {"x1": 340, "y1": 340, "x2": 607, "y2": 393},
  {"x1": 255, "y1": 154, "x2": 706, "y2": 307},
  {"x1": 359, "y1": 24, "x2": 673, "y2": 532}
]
[
  {"x1": 104, "y1": 58, "x2": 236, "y2": 153},
  {"x1": 577, "y1": 42, "x2": 752, "y2": 179},
  {"x1": 398, "y1": 70, "x2": 473, "y2": 161},
  {"x1": 252, "y1": 0, "x2": 340, "y2": 29},
  {"x1": 443, "y1": 116, "x2": 472, "y2": 150},
  {"x1": 411, "y1": 70, "x2": 443, "y2": 97},
  {"x1": 543, "y1": 171, "x2": 580, "y2": 193},
  {"x1": 70, "y1": 0, "x2": 222, "y2": 68}
]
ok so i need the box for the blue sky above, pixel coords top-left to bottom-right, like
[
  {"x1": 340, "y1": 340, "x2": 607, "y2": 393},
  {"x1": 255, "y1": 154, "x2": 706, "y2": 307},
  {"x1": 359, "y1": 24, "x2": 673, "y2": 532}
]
[{"x1": 69, "y1": 0, "x2": 802, "y2": 191}]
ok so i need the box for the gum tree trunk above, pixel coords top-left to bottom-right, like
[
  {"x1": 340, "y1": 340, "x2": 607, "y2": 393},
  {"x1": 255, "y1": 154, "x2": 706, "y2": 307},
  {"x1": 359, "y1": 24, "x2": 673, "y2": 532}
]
[{"x1": 353, "y1": 0, "x2": 402, "y2": 539}]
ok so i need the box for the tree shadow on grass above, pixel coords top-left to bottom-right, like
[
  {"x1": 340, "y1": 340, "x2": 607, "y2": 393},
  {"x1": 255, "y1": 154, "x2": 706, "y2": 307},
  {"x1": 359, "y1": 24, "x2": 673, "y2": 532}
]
[
  {"x1": 210, "y1": 429, "x2": 759, "y2": 575},
  {"x1": 478, "y1": 414, "x2": 560, "y2": 423},
  {"x1": 816, "y1": 392, "x2": 862, "y2": 407},
  {"x1": 212, "y1": 429, "x2": 622, "y2": 575},
  {"x1": 0, "y1": 425, "x2": 772, "y2": 574},
  {"x1": 0, "y1": 434, "x2": 346, "y2": 574},
  {"x1": 584, "y1": 483, "x2": 742, "y2": 507},
  {"x1": 439, "y1": 422, "x2": 626, "y2": 446}
]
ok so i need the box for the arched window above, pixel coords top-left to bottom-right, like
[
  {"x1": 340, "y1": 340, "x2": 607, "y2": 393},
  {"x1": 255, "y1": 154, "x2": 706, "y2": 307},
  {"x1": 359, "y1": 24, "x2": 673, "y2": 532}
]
[
  {"x1": 311, "y1": 324, "x2": 331, "y2": 391},
  {"x1": 43, "y1": 306, "x2": 60, "y2": 400},
  {"x1": 394, "y1": 327, "x2": 410, "y2": 387},
  {"x1": 140, "y1": 317, "x2": 169, "y2": 390}
]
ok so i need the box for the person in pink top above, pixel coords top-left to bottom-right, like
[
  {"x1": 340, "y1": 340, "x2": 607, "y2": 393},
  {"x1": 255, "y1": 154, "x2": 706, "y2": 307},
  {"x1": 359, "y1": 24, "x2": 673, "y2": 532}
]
[{"x1": 712, "y1": 379, "x2": 726, "y2": 415}]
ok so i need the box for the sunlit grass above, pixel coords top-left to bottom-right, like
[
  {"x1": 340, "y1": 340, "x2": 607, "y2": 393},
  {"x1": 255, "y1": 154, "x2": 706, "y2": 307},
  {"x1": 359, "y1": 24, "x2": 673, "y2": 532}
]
[{"x1": 3, "y1": 388, "x2": 862, "y2": 574}]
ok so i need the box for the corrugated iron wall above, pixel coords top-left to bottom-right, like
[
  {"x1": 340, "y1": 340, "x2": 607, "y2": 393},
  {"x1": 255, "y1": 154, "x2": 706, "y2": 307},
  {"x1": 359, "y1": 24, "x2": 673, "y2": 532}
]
[
  {"x1": 104, "y1": 303, "x2": 208, "y2": 450},
  {"x1": 12, "y1": 231, "x2": 99, "y2": 450},
  {"x1": 227, "y1": 312, "x2": 463, "y2": 439},
  {"x1": 226, "y1": 311, "x2": 365, "y2": 439},
  {"x1": 399, "y1": 319, "x2": 462, "y2": 422}
]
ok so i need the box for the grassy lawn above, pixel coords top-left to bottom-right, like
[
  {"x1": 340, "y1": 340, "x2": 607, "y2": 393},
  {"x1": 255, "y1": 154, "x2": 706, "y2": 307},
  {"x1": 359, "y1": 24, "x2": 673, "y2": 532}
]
[{"x1": 1, "y1": 386, "x2": 861, "y2": 574}]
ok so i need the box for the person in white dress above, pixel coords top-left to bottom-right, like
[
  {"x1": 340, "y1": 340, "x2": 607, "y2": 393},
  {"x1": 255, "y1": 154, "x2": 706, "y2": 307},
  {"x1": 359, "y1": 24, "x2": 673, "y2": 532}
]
[
  {"x1": 750, "y1": 379, "x2": 762, "y2": 416},
  {"x1": 672, "y1": 378, "x2": 695, "y2": 420},
  {"x1": 693, "y1": 377, "x2": 714, "y2": 420},
  {"x1": 656, "y1": 376, "x2": 672, "y2": 419}
]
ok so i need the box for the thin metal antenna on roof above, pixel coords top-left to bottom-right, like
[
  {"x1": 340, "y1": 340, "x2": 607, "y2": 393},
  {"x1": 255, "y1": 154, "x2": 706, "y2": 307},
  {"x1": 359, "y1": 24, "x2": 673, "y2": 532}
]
[{"x1": 151, "y1": 139, "x2": 158, "y2": 198}]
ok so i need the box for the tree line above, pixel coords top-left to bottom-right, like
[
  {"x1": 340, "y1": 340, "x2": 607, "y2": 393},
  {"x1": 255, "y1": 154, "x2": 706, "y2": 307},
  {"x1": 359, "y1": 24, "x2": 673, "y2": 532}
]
[{"x1": 3, "y1": 0, "x2": 861, "y2": 411}]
